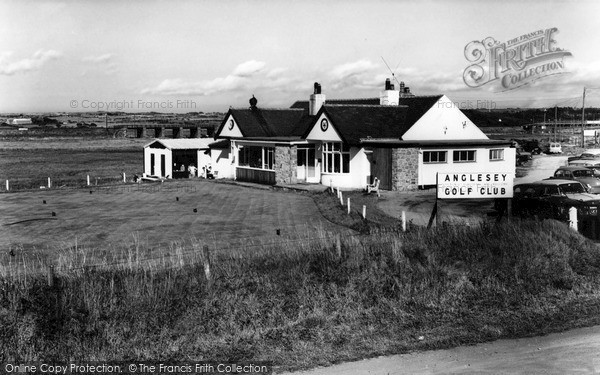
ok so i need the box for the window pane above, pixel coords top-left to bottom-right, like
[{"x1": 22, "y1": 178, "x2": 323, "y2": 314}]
[{"x1": 334, "y1": 153, "x2": 340, "y2": 173}]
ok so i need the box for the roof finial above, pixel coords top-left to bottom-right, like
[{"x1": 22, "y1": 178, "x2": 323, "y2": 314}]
[{"x1": 249, "y1": 95, "x2": 258, "y2": 109}]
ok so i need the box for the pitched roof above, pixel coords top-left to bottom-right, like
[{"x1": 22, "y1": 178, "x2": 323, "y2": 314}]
[
  {"x1": 397, "y1": 95, "x2": 443, "y2": 127},
  {"x1": 290, "y1": 98, "x2": 379, "y2": 109},
  {"x1": 218, "y1": 107, "x2": 310, "y2": 138},
  {"x1": 144, "y1": 138, "x2": 215, "y2": 149},
  {"x1": 318, "y1": 105, "x2": 410, "y2": 144}
]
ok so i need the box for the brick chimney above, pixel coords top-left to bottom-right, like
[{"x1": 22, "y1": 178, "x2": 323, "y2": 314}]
[
  {"x1": 380, "y1": 78, "x2": 399, "y2": 105},
  {"x1": 309, "y1": 82, "x2": 326, "y2": 115}
]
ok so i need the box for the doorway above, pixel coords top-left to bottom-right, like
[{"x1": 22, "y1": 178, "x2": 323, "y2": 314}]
[{"x1": 297, "y1": 146, "x2": 316, "y2": 182}]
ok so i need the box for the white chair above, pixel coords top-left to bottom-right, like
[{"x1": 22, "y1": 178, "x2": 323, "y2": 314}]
[{"x1": 367, "y1": 177, "x2": 380, "y2": 197}]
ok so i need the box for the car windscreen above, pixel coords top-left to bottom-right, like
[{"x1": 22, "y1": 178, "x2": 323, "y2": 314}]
[
  {"x1": 572, "y1": 169, "x2": 594, "y2": 177},
  {"x1": 559, "y1": 183, "x2": 586, "y2": 194}
]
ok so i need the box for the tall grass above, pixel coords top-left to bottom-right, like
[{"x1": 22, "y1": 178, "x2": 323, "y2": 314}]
[{"x1": 2, "y1": 220, "x2": 600, "y2": 371}]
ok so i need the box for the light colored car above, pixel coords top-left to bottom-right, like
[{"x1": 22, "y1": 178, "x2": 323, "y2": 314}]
[
  {"x1": 552, "y1": 166, "x2": 600, "y2": 193},
  {"x1": 548, "y1": 142, "x2": 562, "y2": 154}
]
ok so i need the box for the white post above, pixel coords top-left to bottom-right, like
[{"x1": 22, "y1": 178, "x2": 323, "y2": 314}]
[
  {"x1": 347, "y1": 198, "x2": 351, "y2": 214},
  {"x1": 362, "y1": 205, "x2": 366, "y2": 219},
  {"x1": 336, "y1": 187, "x2": 340, "y2": 198},
  {"x1": 87, "y1": 175, "x2": 90, "y2": 186},
  {"x1": 330, "y1": 180, "x2": 333, "y2": 193},
  {"x1": 47, "y1": 177, "x2": 51, "y2": 188},
  {"x1": 123, "y1": 172, "x2": 126, "y2": 183},
  {"x1": 339, "y1": 191, "x2": 343, "y2": 205},
  {"x1": 569, "y1": 207, "x2": 578, "y2": 231},
  {"x1": 402, "y1": 211, "x2": 407, "y2": 232},
  {"x1": 5, "y1": 180, "x2": 8, "y2": 191}
]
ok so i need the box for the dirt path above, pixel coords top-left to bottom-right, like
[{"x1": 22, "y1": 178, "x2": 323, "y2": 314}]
[
  {"x1": 515, "y1": 154, "x2": 567, "y2": 184},
  {"x1": 282, "y1": 325, "x2": 600, "y2": 374}
]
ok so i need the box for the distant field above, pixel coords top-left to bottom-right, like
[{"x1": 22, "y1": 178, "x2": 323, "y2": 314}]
[
  {"x1": 0, "y1": 138, "x2": 146, "y2": 189},
  {"x1": 0, "y1": 179, "x2": 345, "y2": 269}
]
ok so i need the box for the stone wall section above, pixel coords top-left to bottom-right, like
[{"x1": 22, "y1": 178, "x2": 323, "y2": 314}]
[
  {"x1": 391, "y1": 148, "x2": 419, "y2": 190},
  {"x1": 275, "y1": 145, "x2": 298, "y2": 185}
]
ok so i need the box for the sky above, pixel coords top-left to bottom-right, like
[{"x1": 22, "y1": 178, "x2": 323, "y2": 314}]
[{"x1": 1, "y1": 0, "x2": 600, "y2": 113}]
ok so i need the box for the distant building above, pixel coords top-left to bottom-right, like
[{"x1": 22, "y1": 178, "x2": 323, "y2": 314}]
[
  {"x1": 213, "y1": 81, "x2": 515, "y2": 190},
  {"x1": 143, "y1": 138, "x2": 231, "y2": 179},
  {"x1": 8, "y1": 118, "x2": 33, "y2": 126}
]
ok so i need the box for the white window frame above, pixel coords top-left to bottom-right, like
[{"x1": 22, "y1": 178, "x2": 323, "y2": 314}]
[
  {"x1": 322, "y1": 142, "x2": 350, "y2": 174},
  {"x1": 489, "y1": 149, "x2": 504, "y2": 161},
  {"x1": 453, "y1": 150, "x2": 476, "y2": 163},
  {"x1": 423, "y1": 151, "x2": 447, "y2": 164}
]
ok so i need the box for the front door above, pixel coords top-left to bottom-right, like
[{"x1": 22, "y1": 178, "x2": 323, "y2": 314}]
[{"x1": 297, "y1": 147, "x2": 316, "y2": 182}]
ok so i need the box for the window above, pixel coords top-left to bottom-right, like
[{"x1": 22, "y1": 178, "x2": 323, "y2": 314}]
[
  {"x1": 423, "y1": 151, "x2": 447, "y2": 163},
  {"x1": 453, "y1": 150, "x2": 476, "y2": 162},
  {"x1": 238, "y1": 146, "x2": 275, "y2": 170},
  {"x1": 489, "y1": 149, "x2": 504, "y2": 161},
  {"x1": 322, "y1": 142, "x2": 350, "y2": 174}
]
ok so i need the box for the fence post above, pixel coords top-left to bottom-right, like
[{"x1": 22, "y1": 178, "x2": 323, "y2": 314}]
[
  {"x1": 339, "y1": 191, "x2": 343, "y2": 205},
  {"x1": 347, "y1": 198, "x2": 351, "y2": 214},
  {"x1": 330, "y1": 180, "x2": 333, "y2": 193},
  {"x1": 402, "y1": 211, "x2": 407, "y2": 232},
  {"x1": 47, "y1": 265, "x2": 55, "y2": 287},
  {"x1": 47, "y1": 177, "x2": 51, "y2": 189},
  {"x1": 202, "y1": 245, "x2": 212, "y2": 285},
  {"x1": 362, "y1": 205, "x2": 366, "y2": 219},
  {"x1": 5, "y1": 180, "x2": 8, "y2": 191},
  {"x1": 123, "y1": 172, "x2": 126, "y2": 183},
  {"x1": 569, "y1": 207, "x2": 578, "y2": 231},
  {"x1": 87, "y1": 175, "x2": 90, "y2": 186},
  {"x1": 336, "y1": 187, "x2": 340, "y2": 198}
]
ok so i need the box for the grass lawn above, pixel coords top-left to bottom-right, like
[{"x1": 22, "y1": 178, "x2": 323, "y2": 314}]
[{"x1": 0, "y1": 179, "x2": 347, "y2": 271}]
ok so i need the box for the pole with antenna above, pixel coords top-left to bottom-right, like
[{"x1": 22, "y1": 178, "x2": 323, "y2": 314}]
[
  {"x1": 381, "y1": 56, "x2": 402, "y2": 88},
  {"x1": 581, "y1": 87, "x2": 586, "y2": 148}
]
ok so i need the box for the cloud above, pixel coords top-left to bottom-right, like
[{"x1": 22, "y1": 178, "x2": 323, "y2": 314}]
[
  {"x1": 82, "y1": 53, "x2": 113, "y2": 63},
  {"x1": 0, "y1": 49, "x2": 62, "y2": 75},
  {"x1": 142, "y1": 60, "x2": 293, "y2": 96},
  {"x1": 231, "y1": 60, "x2": 266, "y2": 77},
  {"x1": 328, "y1": 59, "x2": 379, "y2": 90}
]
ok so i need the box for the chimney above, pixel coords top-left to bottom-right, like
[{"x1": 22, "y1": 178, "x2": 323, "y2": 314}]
[
  {"x1": 380, "y1": 78, "x2": 399, "y2": 106},
  {"x1": 309, "y1": 82, "x2": 326, "y2": 116}
]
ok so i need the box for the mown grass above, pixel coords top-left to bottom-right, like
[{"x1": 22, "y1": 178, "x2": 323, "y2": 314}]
[{"x1": 2, "y1": 217, "x2": 600, "y2": 372}]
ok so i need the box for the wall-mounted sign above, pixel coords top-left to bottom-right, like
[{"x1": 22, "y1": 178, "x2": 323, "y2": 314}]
[{"x1": 437, "y1": 172, "x2": 513, "y2": 199}]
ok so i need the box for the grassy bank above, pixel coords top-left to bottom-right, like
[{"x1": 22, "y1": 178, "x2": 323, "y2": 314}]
[{"x1": 2, "y1": 219, "x2": 600, "y2": 372}]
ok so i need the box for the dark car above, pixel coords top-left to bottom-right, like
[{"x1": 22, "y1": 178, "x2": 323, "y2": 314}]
[
  {"x1": 550, "y1": 166, "x2": 600, "y2": 194},
  {"x1": 512, "y1": 180, "x2": 600, "y2": 220},
  {"x1": 512, "y1": 141, "x2": 532, "y2": 166}
]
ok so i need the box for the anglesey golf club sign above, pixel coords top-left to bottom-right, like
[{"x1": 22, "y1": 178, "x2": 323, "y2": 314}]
[{"x1": 437, "y1": 172, "x2": 514, "y2": 199}]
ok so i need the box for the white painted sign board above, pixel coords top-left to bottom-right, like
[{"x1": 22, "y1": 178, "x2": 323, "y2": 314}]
[{"x1": 437, "y1": 172, "x2": 514, "y2": 199}]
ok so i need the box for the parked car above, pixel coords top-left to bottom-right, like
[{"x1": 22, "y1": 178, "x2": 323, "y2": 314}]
[
  {"x1": 512, "y1": 141, "x2": 532, "y2": 166},
  {"x1": 550, "y1": 166, "x2": 600, "y2": 193},
  {"x1": 547, "y1": 142, "x2": 562, "y2": 154},
  {"x1": 512, "y1": 180, "x2": 600, "y2": 220},
  {"x1": 567, "y1": 148, "x2": 600, "y2": 163}
]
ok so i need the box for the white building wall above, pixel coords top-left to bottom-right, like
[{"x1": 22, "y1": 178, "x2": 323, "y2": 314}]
[
  {"x1": 210, "y1": 148, "x2": 233, "y2": 179},
  {"x1": 418, "y1": 147, "x2": 516, "y2": 186},
  {"x1": 320, "y1": 147, "x2": 370, "y2": 190},
  {"x1": 144, "y1": 148, "x2": 172, "y2": 178}
]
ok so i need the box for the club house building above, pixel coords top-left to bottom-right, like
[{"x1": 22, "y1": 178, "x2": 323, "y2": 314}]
[{"x1": 213, "y1": 81, "x2": 515, "y2": 191}]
